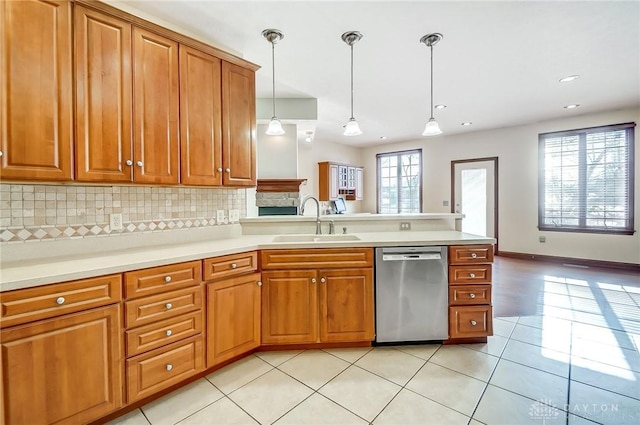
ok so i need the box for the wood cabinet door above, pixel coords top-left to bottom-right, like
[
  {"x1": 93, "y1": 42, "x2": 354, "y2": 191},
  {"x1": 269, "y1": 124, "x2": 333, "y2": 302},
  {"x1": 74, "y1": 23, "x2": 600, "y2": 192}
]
[
  {"x1": 318, "y1": 268, "x2": 374, "y2": 342},
  {"x1": 0, "y1": 0, "x2": 73, "y2": 181},
  {"x1": 75, "y1": 6, "x2": 133, "y2": 182},
  {"x1": 355, "y1": 167, "x2": 364, "y2": 201},
  {"x1": 0, "y1": 305, "x2": 123, "y2": 425},
  {"x1": 132, "y1": 27, "x2": 179, "y2": 184},
  {"x1": 206, "y1": 272, "x2": 261, "y2": 367},
  {"x1": 222, "y1": 61, "x2": 256, "y2": 186},
  {"x1": 179, "y1": 45, "x2": 223, "y2": 186},
  {"x1": 261, "y1": 270, "x2": 318, "y2": 344}
]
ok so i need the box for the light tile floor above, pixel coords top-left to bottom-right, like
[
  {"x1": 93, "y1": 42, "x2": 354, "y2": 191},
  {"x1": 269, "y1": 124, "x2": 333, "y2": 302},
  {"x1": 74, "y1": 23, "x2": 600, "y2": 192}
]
[{"x1": 109, "y1": 273, "x2": 640, "y2": 425}]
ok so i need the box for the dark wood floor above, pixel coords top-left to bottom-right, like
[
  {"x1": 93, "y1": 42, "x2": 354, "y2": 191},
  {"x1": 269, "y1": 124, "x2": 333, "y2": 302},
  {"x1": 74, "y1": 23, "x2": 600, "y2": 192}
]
[{"x1": 491, "y1": 256, "x2": 640, "y2": 317}]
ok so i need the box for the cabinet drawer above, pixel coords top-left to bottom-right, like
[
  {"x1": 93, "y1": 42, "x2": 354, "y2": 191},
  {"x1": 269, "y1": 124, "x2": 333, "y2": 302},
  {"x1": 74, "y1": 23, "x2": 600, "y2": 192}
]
[
  {"x1": 449, "y1": 265, "x2": 492, "y2": 284},
  {"x1": 125, "y1": 286, "x2": 202, "y2": 329},
  {"x1": 126, "y1": 310, "x2": 202, "y2": 357},
  {"x1": 126, "y1": 335, "x2": 204, "y2": 403},
  {"x1": 261, "y1": 248, "x2": 373, "y2": 270},
  {"x1": 449, "y1": 306, "x2": 493, "y2": 339},
  {"x1": 125, "y1": 261, "x2": 202, "y2": 299},
  {"x1": 203, "y1": 251, "x2": 257, "y2": 281},
  {"x1": 449, "y1": 285, "x2": 491, "y2": 306},
  {"x1": 449, "y1": 245, "x2": 494, "y2": 265},
  {"x1": 0, "y1": 274, "x2": 122, "y2": 328}
]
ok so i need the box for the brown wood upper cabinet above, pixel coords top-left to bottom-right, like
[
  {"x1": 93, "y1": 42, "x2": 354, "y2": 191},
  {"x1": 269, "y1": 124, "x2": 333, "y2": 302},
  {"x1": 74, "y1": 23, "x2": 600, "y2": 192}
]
[
  {"x1": 179, "y1": 46, "x2": 223, "y2": 185},
  {"x1": 75, "y1": 5, "x2": 133, "y2": 182},
  {"x1": 1, "y1": 0, "x2": 73, "y2": 181}
]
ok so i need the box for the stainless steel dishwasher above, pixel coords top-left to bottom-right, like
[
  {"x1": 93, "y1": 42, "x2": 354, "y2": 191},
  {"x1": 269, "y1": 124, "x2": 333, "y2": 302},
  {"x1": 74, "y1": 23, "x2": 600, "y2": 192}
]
[{"x1": 375, "y1": 246, "x2": 448, "y2": 343}]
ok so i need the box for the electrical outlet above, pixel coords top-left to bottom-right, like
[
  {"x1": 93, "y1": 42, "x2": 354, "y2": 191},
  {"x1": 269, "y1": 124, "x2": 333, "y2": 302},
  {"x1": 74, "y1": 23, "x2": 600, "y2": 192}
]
[
  {"x1": 400, "y1": 222, "x2": 411, "y2": 230},
  {"x1": 110, "y1": 213, "x2": 123, "y2": 231},
  {"x1": 443, "y1": 200, "x2": 449, "y2": 207},
  {"x1": 228, "y1": 209, "x2": 239, "y2": 223},
  {"x1": 539, "y1": 236, "x2": 546, "y2": 243},
  {"x1": 216, "y1": 210, "x2": 226, "y2": 224}
]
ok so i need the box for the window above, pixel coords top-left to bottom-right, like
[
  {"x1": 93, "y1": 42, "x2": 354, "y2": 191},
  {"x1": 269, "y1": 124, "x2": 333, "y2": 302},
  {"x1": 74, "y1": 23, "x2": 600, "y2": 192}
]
[
  {"x1": 377, "y1": 149, "x2": 422, "y2": 213},
  {"x1": 538, "y1": 122, "x2": 635, "y2": 234}
]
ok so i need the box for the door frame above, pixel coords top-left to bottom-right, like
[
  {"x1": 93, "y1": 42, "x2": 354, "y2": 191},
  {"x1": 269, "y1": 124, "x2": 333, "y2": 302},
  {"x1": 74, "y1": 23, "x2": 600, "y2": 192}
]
[{"x1": 450, "y1": 157, "x2": 499, "y2": 253}]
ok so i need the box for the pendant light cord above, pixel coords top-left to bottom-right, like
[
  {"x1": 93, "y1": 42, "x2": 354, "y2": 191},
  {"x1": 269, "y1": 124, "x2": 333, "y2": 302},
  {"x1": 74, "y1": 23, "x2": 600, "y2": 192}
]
[
  {"x1": 271, "y1": 41, "x2": 277, "y2": 119},
  {"x1": 350, "y1": 43, "x2": 354, "y2": 120},
  {"x1": 430, "y1": 44, "x2": 434, "y2": 120}
]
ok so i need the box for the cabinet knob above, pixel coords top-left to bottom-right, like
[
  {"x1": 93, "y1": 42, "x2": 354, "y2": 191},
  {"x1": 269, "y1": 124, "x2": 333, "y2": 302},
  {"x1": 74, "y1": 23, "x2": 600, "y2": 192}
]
[
  {"x1": 217, "y1": 167, "x2": 223, "y2": 172},
  {"x1": 164, "y1": 275, "x2": 172, "y2": 283},
  {"x1": 469, "y1": 273, "x2": 476, "y2": 278},
  {"x1": 469, "y1": 293, "x2": 476, "y2": 299},
  {"x1": 471, "y1": 253, "x2": 477, "y2": 258},
  {"x1": 136, "y1": 161, "x2": 143, "y2": 167},
  {"x1": 320, "y1": 277, "x2": 326, "y2": 283},
  {"x1": 231, "y1": 263, "x2": 237, "y2": 269},
  {"x1": 470, "y1": 320, "x2": 477, "y2": 326},
  {"x1": 0, "y1": 150, "x2": 4, "y2": 157},
  {"x1": 225, "y1": 168, "x2": 230, "y2": 173},
  {"x1": 311, "y1": 278, "x2": 316, "y2": 284},
  {"x1": 165, "y1": 303, "x2": 173, "y2": 310},
  {"x1": 166, "y1": 329, "x2": 172, "y2": 337},
  {"x1": 257, "y1": 281, "x2": 262, "y2": 287},
  {"x1": 165, "y1": 364, "x2": 173, "y2": 371},
  {"x1": 56, "y1": 297, "x2": 65, "y2": 305},
  {"x1": 125, "y1": 159, "x2": 133, "y2": 166}
]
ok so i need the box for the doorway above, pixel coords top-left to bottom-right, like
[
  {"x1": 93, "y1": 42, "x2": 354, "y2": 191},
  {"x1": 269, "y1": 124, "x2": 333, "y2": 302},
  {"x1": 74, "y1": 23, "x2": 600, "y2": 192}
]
[{"x1": 451, "y1": 157, "x2": 498, "y2": 251}]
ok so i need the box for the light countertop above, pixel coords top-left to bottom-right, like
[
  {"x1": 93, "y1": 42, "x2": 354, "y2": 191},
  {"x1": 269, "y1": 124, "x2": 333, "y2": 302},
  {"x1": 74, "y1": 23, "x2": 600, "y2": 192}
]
[{"x1": 1, "y1": 230, "x2": 493, "y2": 292}]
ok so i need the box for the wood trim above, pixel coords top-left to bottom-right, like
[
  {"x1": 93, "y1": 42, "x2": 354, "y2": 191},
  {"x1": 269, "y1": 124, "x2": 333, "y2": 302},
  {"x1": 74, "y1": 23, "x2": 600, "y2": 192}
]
[
  {"x1": 73, "y1": 0, "x2": 260, "y2": 71},
  {"x1": 256, "y1": 179, "x2": 308, "y2": 193},
  {"x1": 258, "y1": 341, "x2": 372, "y2": 351},
  {"x1": 443, "y1": 337, "x2": 488, "y2": 345},
  {"x1": 450, "y1": 157, "x2": 499, "y2": 252},
  {"x1": 496, "y1": 250, "x2": 640, "y2": 272}
]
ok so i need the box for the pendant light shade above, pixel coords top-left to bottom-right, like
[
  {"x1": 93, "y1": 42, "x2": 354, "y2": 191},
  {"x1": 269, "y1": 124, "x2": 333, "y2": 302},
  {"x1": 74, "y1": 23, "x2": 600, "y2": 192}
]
[
  {"x1": 342, "y1": 31, "x2": 363, "y2": 136},
  {"x1": 420, "y1": 33, "x2": 443, "y2": 137},
  {"x1": 262, "y1": 29, "x2": 285, "y2": 136}
]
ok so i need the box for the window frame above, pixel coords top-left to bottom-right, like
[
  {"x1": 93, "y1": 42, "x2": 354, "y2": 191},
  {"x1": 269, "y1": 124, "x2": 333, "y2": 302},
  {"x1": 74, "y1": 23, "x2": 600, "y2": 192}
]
[
  {"x1": 376, "y1": 149, "x2": 423, "y2": 214},
  {"x1": 538, "y1": 122, "x2": 635, "y2": 235}
]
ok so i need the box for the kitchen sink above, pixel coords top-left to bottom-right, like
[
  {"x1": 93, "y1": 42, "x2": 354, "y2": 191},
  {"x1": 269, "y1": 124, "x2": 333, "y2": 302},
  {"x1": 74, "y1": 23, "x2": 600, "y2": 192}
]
[{"x1": 272, "y1": 234, "x2": 361, "y2": 243}]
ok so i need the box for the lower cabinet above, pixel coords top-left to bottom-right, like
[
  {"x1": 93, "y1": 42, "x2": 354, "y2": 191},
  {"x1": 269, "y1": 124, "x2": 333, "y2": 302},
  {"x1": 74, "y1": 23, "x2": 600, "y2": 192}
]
[
  {"x1": 1, "y1": 305, "x2": 123, "y2": 425},
  {"x1": 206, "y1": 272, "x2": 261, "y2": 367},
  {"x1": 261, "y1": 261, "x2": 374, "y2": 345}
]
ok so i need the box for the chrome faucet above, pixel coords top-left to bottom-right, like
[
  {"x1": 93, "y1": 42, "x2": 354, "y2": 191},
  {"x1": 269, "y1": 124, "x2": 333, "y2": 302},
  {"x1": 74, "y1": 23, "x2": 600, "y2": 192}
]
[{"x1": 300, "y1": 195, "x2": 322, "y2": 235}]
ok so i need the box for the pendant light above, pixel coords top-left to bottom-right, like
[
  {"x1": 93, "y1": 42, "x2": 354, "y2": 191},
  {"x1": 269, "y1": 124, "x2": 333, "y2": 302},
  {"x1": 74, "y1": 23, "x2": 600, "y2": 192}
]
[
  {"x1": 262, "y1": 29, "x2": 285, "y2": 136},
  {"x1": 342, "y1": 31, "x2": 363, "y2": 136},
  {"x1": 420, "y1": 33, "x2": 443, "y2": 136}
]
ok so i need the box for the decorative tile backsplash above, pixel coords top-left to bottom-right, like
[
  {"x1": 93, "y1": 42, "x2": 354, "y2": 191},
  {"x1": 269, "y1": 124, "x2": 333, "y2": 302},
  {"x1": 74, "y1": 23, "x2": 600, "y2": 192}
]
[{"x1": 0, "y1": 184, "x2": 246, "y2": 243}]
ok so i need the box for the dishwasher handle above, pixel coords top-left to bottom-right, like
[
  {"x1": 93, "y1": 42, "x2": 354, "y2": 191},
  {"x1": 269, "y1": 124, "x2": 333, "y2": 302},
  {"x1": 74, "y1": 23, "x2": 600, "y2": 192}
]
[{"x1": 382, "y1": 253, "x2": 442, "y2": 261}]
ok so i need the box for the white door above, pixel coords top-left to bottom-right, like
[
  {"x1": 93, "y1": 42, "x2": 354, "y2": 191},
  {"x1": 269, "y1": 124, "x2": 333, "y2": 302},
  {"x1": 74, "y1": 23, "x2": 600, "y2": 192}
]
[{"x1": 452, "y1": 159, "x2": 497, "y2": 240}]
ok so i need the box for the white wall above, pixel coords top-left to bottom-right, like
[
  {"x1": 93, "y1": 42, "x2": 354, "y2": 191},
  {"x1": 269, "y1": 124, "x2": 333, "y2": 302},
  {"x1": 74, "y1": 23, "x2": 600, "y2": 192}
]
[
  {"x1": 298, "y1": 139, "x2": 364, "y2": 215},
  {"x1": 360, "y1": 108, "x2": 640, "y2": 265}
]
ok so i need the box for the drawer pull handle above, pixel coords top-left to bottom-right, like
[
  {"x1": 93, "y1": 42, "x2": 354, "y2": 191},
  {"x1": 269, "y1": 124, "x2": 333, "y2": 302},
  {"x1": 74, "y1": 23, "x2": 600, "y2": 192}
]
[
  {"x1": 469, "y1": 293, "x2": 476, "y2": 299},
  {"x1": 165, "y1": 276, "x2": 172, "y2": 283},
  {"x1": 469, "y1": 273, "x2": 476, "y2": 278},
  {"x1": 231, "y1": 263, "x2": 237, "y2": 269},
  {"x1": 166, "y1": 364, "x2": 173, "y2": 371},
  {"x1": 56, "y1": 297, "x2": 65, "y2": 305},
  {"x1": 311, "y1": 278, "x2": 316, "y2": 283},
  {"x1": 166, "y1": 329, "x2": 172, "y2": 337},
  {"x1": 471, "y1": 253, "x2": 477, "y2": 258},
  {"x1": 470, "y1": 320, "x2": 477, "y2": 326},
  {"x1": 165, "y1": 303, "x2": 173, "y2": 310},
  {"x1": 257, "y1": 281, "x2": 262, "y2": 287}
]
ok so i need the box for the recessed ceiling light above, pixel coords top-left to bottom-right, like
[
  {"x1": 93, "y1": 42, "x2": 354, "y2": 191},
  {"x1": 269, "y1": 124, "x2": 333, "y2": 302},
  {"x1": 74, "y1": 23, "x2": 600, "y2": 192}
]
[
  {"x1": 559, "y1": 75, "x2": 580, "y2": 83},
  {"x1": 379, "y1": 136, "x2": 388, "y2": 140},
  {"x1": 564, "y1": 104, "x2": 581, "y2": 109},
  {"x1": 434, "y1": 104, "x2": 447, "y2": 109},
  {"x1": 461, "y1": 122, "x2": 472, "y2": 126}
]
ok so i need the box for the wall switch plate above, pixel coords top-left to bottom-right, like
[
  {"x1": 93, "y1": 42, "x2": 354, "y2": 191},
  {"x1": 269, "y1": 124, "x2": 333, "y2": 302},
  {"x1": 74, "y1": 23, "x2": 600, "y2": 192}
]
[
  {"x1": 443, "y1": 200, "x2": 449, "y2": 207},
  {"x1": 110, "y1": 213, "x2": 123, "y2": 231},
  {"x1": 400, "y1": 222, "x2": 411, "y2": 230},
  {"x1": 216, "y1": 210, "x2": 226, "y2": 224},
  {"x1": 228, "y1": 209, "x2": 239, "y2": 223},
  {"x1": 539, "y1": 236, "x2": 546, "y2": 243}
]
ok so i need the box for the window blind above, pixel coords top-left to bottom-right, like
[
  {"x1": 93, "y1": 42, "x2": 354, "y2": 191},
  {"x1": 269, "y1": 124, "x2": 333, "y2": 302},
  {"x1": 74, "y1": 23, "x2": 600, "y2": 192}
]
[{"x1": 538, "y1": 122, "x2": 635, "y2": 234}]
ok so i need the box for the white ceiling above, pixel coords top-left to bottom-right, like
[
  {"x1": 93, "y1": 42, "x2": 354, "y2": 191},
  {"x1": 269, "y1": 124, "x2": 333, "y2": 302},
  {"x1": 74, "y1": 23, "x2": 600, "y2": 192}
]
[{"x1": 116, "y1": 0, "x2": 640, "y2": 147}]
